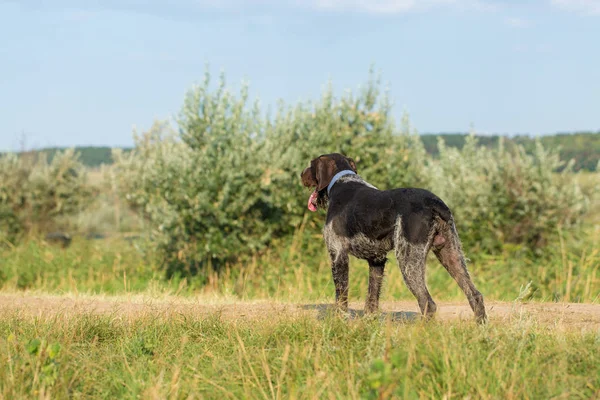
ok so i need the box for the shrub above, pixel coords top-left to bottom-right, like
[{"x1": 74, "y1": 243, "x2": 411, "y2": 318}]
[
  {"x1": 425, "y1": 135, "x2": 589, "y2": 253},
  {"x1": 257, "y1": 74, "x2": 427, "y2": 233},
  {"x1": 114, "y1": 70, "x2": 426, "y2": 274},
  {"x1": 113, "y1": 98, "x2": 268, "y2": 275},
  {"x1": 114, "y1": 69, "x2": 590, "y2": 275},
  {"x1": 0, "y1": 149, "x2": 92, "y2": 244}
]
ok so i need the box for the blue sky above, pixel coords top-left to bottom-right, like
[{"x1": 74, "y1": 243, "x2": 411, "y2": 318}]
[{"x1": 1, "y1": 0, "x2": 599, "y2": 150}]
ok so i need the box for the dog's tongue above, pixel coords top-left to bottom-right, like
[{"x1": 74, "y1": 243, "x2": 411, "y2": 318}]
[{"x1": 307, "y1": 190, "x2": 318, "y2": 212}]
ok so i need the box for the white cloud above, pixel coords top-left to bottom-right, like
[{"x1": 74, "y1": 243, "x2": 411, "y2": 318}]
[{"x1": 551, "y1": 0, "x2": 600, "y2": 15}]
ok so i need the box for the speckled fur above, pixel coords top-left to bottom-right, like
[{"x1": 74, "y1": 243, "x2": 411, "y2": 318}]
[
  {"x1": 303, "y1": 153, "x2": 487, "y2": 323},
  {"x1": 339, "y1": 174, "x2": 378, "y2": 190},
  {"x1": 432, "y1": 218, "x2": 487, "y2": 322},
  {"x1": 394, "y1": 216, "x2": 439, "y2": 318},
  {"x1": 324, "y1": 222, "x2": 393, "y2": 312},
  {"x1": 323, "y1": 177, "x2": 487, "y2": 323}
]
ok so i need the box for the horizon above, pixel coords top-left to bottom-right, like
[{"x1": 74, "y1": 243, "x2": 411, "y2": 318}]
[
  {"x1": 1, "y1": 0, "x2": 599, "y2": 151},
  {"x1": 4, "y1": 130, "x2": 600, "y2": 155}
]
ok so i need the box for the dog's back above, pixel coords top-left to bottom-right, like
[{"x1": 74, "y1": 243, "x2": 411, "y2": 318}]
[{"x1": 327, "y1": 177, "x2": 453, "y2": 244}]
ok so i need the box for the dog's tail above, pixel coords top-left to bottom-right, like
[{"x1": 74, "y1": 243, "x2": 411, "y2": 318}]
[
  {"x1": 427, "y1": 196, "x2": 453, "y2": 223},
  {"x1": 429, "y1": 197, "x2": 462, "y2": 251}
]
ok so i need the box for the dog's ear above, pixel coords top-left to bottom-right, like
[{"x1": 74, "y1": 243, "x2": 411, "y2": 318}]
[
  {"x1": 314, "y1": 156, "x2": 336, "y2": 192},
  {"x1": 301, "y1": 165, "x2": 317, "y2": 187},
  {"x1": 347, "y1": 157, "x2": 357, "y2": 173}
]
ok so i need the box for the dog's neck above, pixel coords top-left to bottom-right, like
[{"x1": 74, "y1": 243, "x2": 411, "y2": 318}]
[{"x1": 327, "y1": 170, "x2": 356, "y2": 195}]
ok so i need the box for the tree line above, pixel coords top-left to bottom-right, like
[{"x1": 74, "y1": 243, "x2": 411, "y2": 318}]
[{"x1": 8, "y1": 131, "x2": 598, "y2": 171}]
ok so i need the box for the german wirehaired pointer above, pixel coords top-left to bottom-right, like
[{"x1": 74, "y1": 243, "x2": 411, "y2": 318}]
[{"x1": 301, "y1": 153, "x2": 487, "y2": 323}]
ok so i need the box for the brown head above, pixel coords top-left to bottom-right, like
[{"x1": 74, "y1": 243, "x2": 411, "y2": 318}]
[{"x1": 300, "y1": 153, "x2": 357, "y2": 212}]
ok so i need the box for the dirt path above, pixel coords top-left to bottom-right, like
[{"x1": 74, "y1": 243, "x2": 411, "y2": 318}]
[{"x1": 1, "y1": 293, "x2": 599, "y2": 330}]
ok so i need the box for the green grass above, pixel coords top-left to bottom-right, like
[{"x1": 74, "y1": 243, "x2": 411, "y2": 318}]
[
  {"x1": 1, "y1": 185, "x2": 598, "y2": 399},
  {"x1": 1, "y1": 309, "x2": 598, "y2": 399},
  {"x1": 1, "y1": 223, "x2": 599, "y2": 303}
]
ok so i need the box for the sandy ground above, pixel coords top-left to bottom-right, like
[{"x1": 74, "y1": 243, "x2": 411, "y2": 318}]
[{"x1": 0, "y1": 293, "x2": 599, "y2": 330}]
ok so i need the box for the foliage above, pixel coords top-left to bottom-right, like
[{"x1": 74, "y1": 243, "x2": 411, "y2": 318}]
[
  {"x1": 0, "y1": 149, "x2": 92, "y2": 244},
  {"x1": 113, "y1": 69, "x2": 427, "y2": 274},
  {"x1": 113, "y1": 69, "x2": 591, "y2": 275},
  {"x1": 13, "y1": 131, "x2": 599, "y2": 171},
  {"x1": 0, "y1": 146, "x2": 133, "y2": 168},
  {"x1": 516, "y1": 131, "x2": 600, "y2": 172},
  {"x1": 113, "y1": 80, "x2": 271, "y2": 275},
  {"x1": 421, "y1": 132, "x2": 500, "y2": 155},
  {"x1": 425, "y1": 135, "x2": 589, "y2": 253},
  {"x1": 23, "y1": 338, "x2": 62, "y2": 387},
  {"x1": 421, "y1": 131, "x2": 600, "y2": 172},
  {"x1": 2, "y1": 225, "x2": 598, "y2": 303}
]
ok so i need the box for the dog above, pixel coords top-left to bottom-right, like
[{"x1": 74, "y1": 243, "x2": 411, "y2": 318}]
[{"x1": 301, "y1": 153, "x2": 487, "y2": 323}]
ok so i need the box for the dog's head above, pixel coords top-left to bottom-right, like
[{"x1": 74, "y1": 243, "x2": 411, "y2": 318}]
[{"x1": 301, "y1": 153, "x2": 357, "y2": 212}]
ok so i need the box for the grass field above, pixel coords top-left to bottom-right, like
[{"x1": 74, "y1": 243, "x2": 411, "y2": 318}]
[
  {"x1": 1, "y1": 229, "x2": 599, "y2": 399},
  {"x1": 1, "y1": 223, "x2": 599, "y2": 303},
  {"x1": 1, "y1": 171, "x2": 598, "y2": 399},
  {"x1": 1, "y1": 294, "x2": 599, "y2": 399}
]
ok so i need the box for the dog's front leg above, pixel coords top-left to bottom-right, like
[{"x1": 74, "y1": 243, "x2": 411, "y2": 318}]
[
  {"x1": 365, "y1": 259, "x2": 386, "y2": 314},
  {"x1": 330, "y1": 251, "x2": 349, "y2": 312}
]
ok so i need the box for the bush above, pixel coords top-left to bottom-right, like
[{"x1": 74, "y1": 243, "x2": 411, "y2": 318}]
[
  {"x1": 114, "y1": 70, "x2": 427, "y2": 275},
  {"x1": 425, "y1": 135, "x2": 589, "y2": 253},
  {"x1": 113, "y1": 105, "x2": 269, "y2": 275},
  {"x1": 0, "y1": 149, "x2": 92, "y2": 244},
  {"x1": 114, "y1": 69, "x2": 590, "y2": 275}
]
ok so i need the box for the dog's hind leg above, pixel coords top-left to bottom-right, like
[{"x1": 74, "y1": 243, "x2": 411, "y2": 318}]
[
  {"x1": 433, "y1": 221, "x2": 487, "y2": 323},
  {"x1": 365, "y1": 259, "x2": 386, "y2": 314},
  {"x1": 396, "y1": 241, "x2": 437, "y2": 319},
  {"x1": 329, "y1": 250, "x2": 350, "y2": 312},
  {"x1": 395, "y1": 219, "x2": 437, "y2": 319}
]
